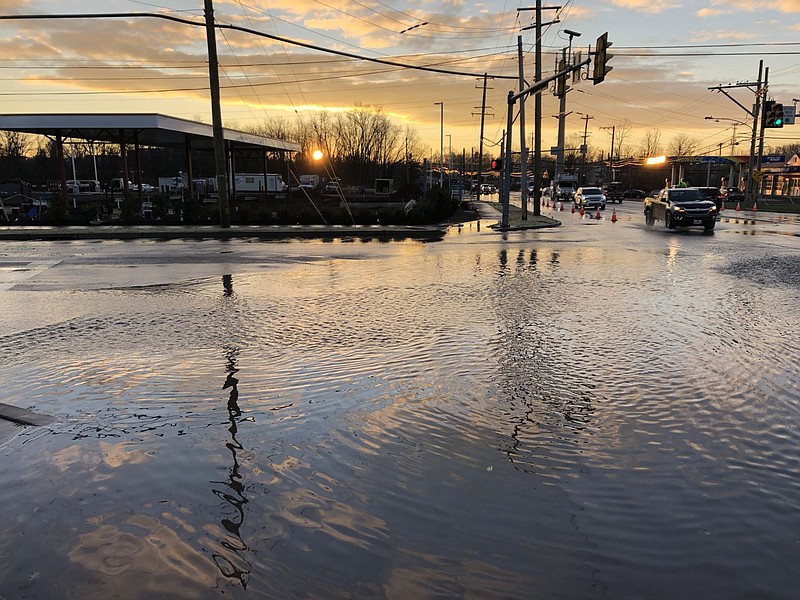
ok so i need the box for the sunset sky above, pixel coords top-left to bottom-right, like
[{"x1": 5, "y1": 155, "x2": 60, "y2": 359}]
[{"x1": 1, "y1": 0, "x2": 798, "y2": 160}]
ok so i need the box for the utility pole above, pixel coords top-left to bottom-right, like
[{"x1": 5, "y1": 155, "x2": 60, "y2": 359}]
[
  {"x1": 204, "y1": 0, "x2": 230, "y2": 228},
  {"x1": 554, "y1": 31, "x2": 580, "y2": 184},
  {"x1": 755, "y1": 66, "x2": 769, "y2": 200},
  {"x1": 434, "y1": 102, "x2": 444, "y2": 189},
  {"x1": 518, "y1": 36, "x2": 529, "y2": 219},
  {"x1": 746, "y1": 61, "x2": 763, "y2": 205},
  {"x1": 533, "y1": 1, "x2": 544, "y2": 217},
  {"x1": 555, "y1": 47, "x2": 568, "y2": 181},
  {"x1": 579, "y1": 113, "x2": 593, "y2": 184},
  {"x1": 474, "y1": 74, "x2": 489, "y2": 204},
  {"x1": 500, "y1": 46, "x2": 590, "y2": 227},
  {"x1": 710, "y1": 61, "x2": 764, "y2": 206},
  {"x1": 518, "y1": 2, "x2": 561, "y2": 217}
]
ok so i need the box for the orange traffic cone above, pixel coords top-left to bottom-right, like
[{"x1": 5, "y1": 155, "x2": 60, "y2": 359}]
[
  {"x1": 559, "y1": 202, "x2": 564, "y2": 211},
  {"x1": 580, "y1": 206, "x2": 585, "y2": 217},
  {"x1": 546, "y1": 199, "x2": 550, "y2": 208},
  {"x1": 571, "y1": 204, "x2": 576, "y2": 214},
  {"x1": 735, "y1": 202, "x2": 741, "y2": 212},
  {"x1": 595, "y1": 209, "x2": 602, "y2": 220},
  {"x1": 720, "y1": 201, "x2": 725, "y2": 212},
  {"x1": 752, "y1": 201, "x2": 758, "y2": 213},
  {"x1": 611, "y1": 209, "x2": 618, "y2": 222}
]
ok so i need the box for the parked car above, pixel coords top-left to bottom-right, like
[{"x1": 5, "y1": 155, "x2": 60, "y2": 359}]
[
  {"x1": 132, "y1": 182, "x2": 155, "y2": 193},
  {"x1": 574, "y1": 186, "x2": 606, "y2": 210},
  {"x1": 721, "y1": 187, "x2": 745, "y2": 204},
  {"x1": 323, "y1": 181, "x2": 340, "y2": 195},
  {"x1": 643, "y1": 186, "x2": 718, "y2": 231},
  {"x1": 622, "y1": 188, "x2": 646, "y2": 199},
  {"x1": 480, "y1": 184, "x2": 497, "y2": 194}
]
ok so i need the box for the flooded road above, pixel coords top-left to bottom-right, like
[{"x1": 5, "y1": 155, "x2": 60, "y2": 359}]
[{"x1": 1, "y1": 202, "x2": 798, "y2": 599}]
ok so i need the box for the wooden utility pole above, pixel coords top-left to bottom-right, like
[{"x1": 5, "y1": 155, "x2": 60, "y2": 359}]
[
  {"x1": 476, "y1": 74, "x2": 488, "y2": 204},
  {"x1": 204, "y1": 0, "x2": 230, "y2": 227},
  {"x1": 518, "y1": 36, "x2": 529, "y2": 219}
]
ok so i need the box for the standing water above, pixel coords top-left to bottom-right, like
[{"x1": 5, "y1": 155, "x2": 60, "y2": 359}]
[{"x1": 0, "y1": 219, "x2": 798, "y2": 599}]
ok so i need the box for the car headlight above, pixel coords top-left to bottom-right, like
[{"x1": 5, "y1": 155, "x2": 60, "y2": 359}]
[{"x1": 673, "y1": 206, "x2": 685, "y2": 212}]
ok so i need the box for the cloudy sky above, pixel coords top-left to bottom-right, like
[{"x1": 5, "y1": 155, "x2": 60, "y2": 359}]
[{"x1": 1, "y1": 0, "x2": 798, "y2": 158}]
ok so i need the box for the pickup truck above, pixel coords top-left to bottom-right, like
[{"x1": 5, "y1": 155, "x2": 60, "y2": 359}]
[
  {"x1": 604, "y1": 183, "x2": 624, "y2": 204},
  {"x1": 644, "y1": 187, "x2": 718, "y2": 232}
]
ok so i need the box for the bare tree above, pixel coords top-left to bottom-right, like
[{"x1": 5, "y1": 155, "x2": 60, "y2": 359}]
[
  {"x1": 667, "y1": 133, "x2": 699, "y2": 158},
  {"x1": 614, "y1": 119, "x2": 633, "y2": 159},
  {"x1": 0, "y1": 131, "x2": 33, "y2": 159},
  {"x1": 639, "y1": 129, "x2": 663, "y2": 158}
]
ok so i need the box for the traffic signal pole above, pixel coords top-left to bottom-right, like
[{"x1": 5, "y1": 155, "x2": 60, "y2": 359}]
[
  {"x1": 501, "y1": 56, "x2": 590, "y2": 228},
  {"x1": 755, "y1": 67, "x2": 769, "y2": 188}
]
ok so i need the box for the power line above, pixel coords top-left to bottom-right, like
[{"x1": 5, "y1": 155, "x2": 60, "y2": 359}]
[{"x1": 0, "y1": 13, "x2": 519, "y2": 80}]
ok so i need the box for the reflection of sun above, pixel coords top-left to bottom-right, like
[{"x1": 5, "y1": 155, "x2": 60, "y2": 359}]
[{"x1": 312, "y1": 150, "x2": 323, "y2": 161}]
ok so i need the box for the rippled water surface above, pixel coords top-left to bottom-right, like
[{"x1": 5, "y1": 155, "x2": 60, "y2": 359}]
[{"x1": 1, "y1": 217, "x2": 799, "y2": 599}]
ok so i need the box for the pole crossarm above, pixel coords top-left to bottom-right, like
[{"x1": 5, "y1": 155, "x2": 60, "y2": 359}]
[{"x1": 708, "y1": 84, "x2": 760, "y2": 117}]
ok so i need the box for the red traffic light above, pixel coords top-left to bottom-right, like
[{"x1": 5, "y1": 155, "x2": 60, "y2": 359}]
[{"x1": 491, "y1": 158, "x2": 503, "y2": 170}]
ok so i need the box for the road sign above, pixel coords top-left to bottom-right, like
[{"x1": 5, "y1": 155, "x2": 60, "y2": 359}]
[
  {"x1": 782, "y1": 105, "x2": 796, "y2": 125},
  {"x1": 762, "y1": 154, "x2": 786, "y2": 163}
]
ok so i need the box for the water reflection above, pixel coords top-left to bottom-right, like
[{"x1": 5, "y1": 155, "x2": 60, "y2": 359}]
[
  {"x1": 222, "y1": 274, "x2": 234, "y2": 297},
  {"x1": 210, "y1": 345, "x2": 251, "y2": 587}
]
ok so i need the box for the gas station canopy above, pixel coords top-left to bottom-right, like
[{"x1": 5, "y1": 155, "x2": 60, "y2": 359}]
[{"x1": 0, "y1": 113, "x2": 300, "y2": 153}]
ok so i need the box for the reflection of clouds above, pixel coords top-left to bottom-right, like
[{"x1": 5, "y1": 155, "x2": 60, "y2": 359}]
[
  {"x1": 384, "y1": 558, "x2": 531, "y2": 598},
  {"x1": 51, "y1": 441, "x2": 150, "y2": 472},
  {"x1": 68, "y1": 515, "x2": 216, "y2": 597}
]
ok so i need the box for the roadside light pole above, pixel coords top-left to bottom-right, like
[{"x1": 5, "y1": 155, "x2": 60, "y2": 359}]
[
  {"x1": 204, "y1": 0, "x2": 230, "y2": 227},
  {"x1": 446, "y1": 134, "x2": 452, "y2": 190},
  {"x1": 434, "y1": 102, "x2": 444, "y2": 189},
  {"x1": 601, "y1": 125, "x2": 615, "y2": 183}
]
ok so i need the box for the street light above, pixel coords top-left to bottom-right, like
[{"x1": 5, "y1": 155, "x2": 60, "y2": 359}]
[{"x1": 434, "y1": 102, "x2": 443, "y2": 189}]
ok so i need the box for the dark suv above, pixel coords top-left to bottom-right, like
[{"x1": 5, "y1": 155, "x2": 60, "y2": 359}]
[{"x1": 644, "y1": 187, "x2": 719, "y2": 232}]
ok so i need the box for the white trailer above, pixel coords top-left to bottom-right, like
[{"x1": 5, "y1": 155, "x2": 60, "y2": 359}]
[
  {"x1": 232, "y1": 173, "x2": 287, "y2": 194},
  {"x1": 299, "y1": 174, "x2": 320, "y2": 189}
]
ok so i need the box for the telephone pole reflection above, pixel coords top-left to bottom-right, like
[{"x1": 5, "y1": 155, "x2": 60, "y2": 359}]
[{"x1": 210, "y1": 345, "x2": 251, "y2": 586}]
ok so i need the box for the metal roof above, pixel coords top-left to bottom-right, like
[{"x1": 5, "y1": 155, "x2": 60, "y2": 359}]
[{"x1": 0, "y1": 113, "x2": 300, "y2": 153}]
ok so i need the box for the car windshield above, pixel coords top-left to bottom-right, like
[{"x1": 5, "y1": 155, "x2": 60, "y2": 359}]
[
  {"x1": 668, "y1": 189, "x2": 703, "y2": 202},
  {"x1": 582, "y1": 188, "x2": 602, "y2": 195}
]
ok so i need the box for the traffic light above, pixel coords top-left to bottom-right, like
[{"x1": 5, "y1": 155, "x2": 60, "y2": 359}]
[
  {"x1": 765, "y1": 100, "x2": 784, "y2": 128},
  {"x1": 491, "y1": 158, "x2": 503, "y2": 171},
  {"x1": 592, "y1": 32, "x2": 613, "y2": 85}
]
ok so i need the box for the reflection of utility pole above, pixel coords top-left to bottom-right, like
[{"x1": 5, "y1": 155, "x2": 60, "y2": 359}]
[{"x1": 600, "y1": 125, "x2": 615, "y2": 182}]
